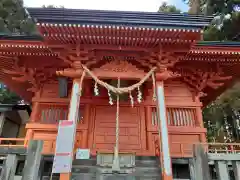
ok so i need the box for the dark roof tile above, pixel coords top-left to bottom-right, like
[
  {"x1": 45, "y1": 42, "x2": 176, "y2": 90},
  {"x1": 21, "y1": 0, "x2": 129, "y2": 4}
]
[{"x1": 26, "y1": 8, "x2": 213, "y2": 29}]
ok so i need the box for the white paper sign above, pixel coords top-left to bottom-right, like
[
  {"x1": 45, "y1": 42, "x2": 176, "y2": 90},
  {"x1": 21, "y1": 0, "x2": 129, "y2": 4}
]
[
  {"x1": 76, "y1": 149, "x2": 90, "y2": 159},
  {"x1": 52, "y1": 120, "x2": 76, "y2": 173},
  {"x1": 52, "y1": 153, "x2": 72, "y2": 173}
]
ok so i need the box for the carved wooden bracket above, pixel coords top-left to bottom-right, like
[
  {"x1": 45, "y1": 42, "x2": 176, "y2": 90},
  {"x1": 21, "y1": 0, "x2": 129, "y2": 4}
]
[
  {"x1": 3, "y1": 58, "x2": 57, "y2": 92},
  {"x1": 139, "y1": 46, "x2": 182, "y2": 81},
  {"x1": 176, "y1": 66, "x2": 232, "y2": 98},
  {"x1": 56, "y1": 45, "x2": 92, "y2": 69},
  {"x1": 56, "y1": 68, "x2": 83, "y2": 78},
  {"x1": 149, "y1": 47, "x2": 180, "y2": 71},
  {"x1": 155, "y1": 69, "x2": 181, "y2": 81}
]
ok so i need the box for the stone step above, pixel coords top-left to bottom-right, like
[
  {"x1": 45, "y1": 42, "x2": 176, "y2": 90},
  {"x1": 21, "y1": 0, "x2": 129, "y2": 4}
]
[
  {"x1": 135, "y1": 160, "x2": 159, "y2": 167},
  {"x1": 73, "y1": 158, "x2": 97, "y2": 166},
  {"x1": 72, "y1": 165, "x2": 96, "y2": 174},
  {"x1": 135, "y1": 166, "x2": 161, "y2": 174},
  {"x1": 71, "y1": 156, "x2": 161, "y2": 180},
  {"x1": 71, "y1": 173, "x2": 96, "y2": 180},
  {"x1": 135, "y1": 156, "x2": 160, "y2": 167}
]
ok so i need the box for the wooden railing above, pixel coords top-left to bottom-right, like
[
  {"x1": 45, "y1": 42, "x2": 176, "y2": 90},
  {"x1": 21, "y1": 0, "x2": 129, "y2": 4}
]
[
  {"x1": 152, "y1": 107, "x2": 197, "y2": 127},
  {"x1": 0, "y1": 138, "x2": 26, "y2": 147},
  {"x1": 155, "y1": 140, "x2": 240, "y2": 158},
  {"x1": 1, "y1": 137, "x2": 240, "y2": 159},
  {"x1": 38, "y1": 104, "x2": 68, "y2": 124},
  {"x1": 34, "y1": 103, "x2": 84, "y2": 123}
]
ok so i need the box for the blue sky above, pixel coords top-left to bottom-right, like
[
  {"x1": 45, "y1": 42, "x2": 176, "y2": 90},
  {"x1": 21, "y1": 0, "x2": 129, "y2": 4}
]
[{"x1": 24, "y1": 0, "x2": 189, "y2": 12}]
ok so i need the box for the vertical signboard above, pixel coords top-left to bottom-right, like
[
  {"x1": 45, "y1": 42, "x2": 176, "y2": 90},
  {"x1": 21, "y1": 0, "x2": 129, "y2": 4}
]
[
  {"x1": 52, "y1": 120, "x2": 76, "y2": 173},
  {"x1": 52, "y1": 81, "x2": 81, "y2": 174}
]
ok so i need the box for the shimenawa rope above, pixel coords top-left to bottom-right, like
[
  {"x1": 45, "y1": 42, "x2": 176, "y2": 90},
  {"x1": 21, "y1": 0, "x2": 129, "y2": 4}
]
[
  {"x1": 51, "y1": 65, "x2": 157, "y2": 176},
  {"x1": 82, "y1": 64, "x2": 157, "y2": 96},
  {"x1": 79, "y1": 65, "x2": 157, "y2": 172}
]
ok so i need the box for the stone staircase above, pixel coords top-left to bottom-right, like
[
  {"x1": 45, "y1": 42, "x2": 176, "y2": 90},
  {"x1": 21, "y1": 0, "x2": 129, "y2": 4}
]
[
  {"x1": 134, "y1": 157, "x2": 161, "y2": 180},
  {"x1": 72, "y1": 158, "x2": 97, "y2": 180},
  {"x1": 71, "y1": 156, "x2": 161, "y2": 180}
]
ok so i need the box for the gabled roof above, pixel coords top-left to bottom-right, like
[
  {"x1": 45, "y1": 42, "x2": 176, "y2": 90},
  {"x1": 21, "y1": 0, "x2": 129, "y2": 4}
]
[{"x1": 27, "y1": 8, "x2": 212, "y2": 30}]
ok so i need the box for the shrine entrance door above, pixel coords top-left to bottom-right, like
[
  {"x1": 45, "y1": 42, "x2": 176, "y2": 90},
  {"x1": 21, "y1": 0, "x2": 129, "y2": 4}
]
[{"x1": 93, "y1": 105, "x2": 141, "y2": 152}]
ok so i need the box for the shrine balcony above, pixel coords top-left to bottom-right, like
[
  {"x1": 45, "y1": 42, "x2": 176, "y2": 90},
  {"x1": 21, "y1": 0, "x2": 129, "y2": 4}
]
[
  {"x1": 1, "y1": 138, "x2": 240, "y2": 158},
  {"x1": 19, "y1": 102, "x2": 206, "y2": 157}
]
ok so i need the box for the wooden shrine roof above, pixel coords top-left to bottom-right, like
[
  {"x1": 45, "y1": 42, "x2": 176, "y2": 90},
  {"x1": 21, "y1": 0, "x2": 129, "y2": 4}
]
[
  {"x1": 25, "y1": 8, "x2": 214, "y2": 45},
  {"x1": 27, "y1": 8, "x2": 212, "y2": 30},
  {"x1": 0, "y1": 37, "x2": 239, "y2": 104},
  {"x1": 0, "y1": 8, "x2": 238, "y2": 104}
]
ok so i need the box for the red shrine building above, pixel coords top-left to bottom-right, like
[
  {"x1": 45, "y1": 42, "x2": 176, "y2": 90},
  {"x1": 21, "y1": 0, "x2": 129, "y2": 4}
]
[{"x1": 0, "y1": 8, "x2": 240, "y2": 180}]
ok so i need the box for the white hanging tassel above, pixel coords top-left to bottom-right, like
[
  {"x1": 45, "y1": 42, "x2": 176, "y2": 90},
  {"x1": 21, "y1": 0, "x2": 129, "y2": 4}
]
[
  {"x1": 94, "y1": 81, "x2": 99, "y2": 96},
  {"x1": 137, "y1": 86, "x2": 142, "y2": 103},
  {"x1": 129, "y1": 91, "x2": 134, "y2": 107},
  {"x1": 108, "y1": 89, "x2": 113, "y2": 105}
]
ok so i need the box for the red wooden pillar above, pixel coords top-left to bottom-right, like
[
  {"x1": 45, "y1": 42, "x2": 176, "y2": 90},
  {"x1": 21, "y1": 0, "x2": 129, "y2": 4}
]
[{"x1": 156, "y1": 80, "x2": 173, "y2": 180}]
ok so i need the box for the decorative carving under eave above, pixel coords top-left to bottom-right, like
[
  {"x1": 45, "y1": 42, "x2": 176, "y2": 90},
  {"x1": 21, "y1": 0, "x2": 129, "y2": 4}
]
[
  {"x1": 3, "y1": 58, "x2": 57, "y2": 92},
  {"x1": 155, "y1": 69, "x2": 181, "y2": 81},
  {"x1": 148, "y1": 47, "x2": 181, "y2": 70},
  {"x1": 92, "y1": 59, "x2": 146, "y2": 79},
  {"x1": 141, "y1": 46, "x2": 182, "y2": 81},
  {"x1": 56, "y1": 45, "x2": 92, "y2": 69},
  {"x1": 176, "y1": 66, "x2": 232, "y2": 98}
]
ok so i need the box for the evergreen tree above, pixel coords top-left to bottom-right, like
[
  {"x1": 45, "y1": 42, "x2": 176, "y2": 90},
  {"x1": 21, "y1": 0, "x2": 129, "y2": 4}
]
[
  {"x1": 0, "y1": 0, "x2": 36, "y2": 35},
  {"x1": 0, "y1": 87, "x2": 21, "y2": 104},
  {"x1": 160, "y1": 2, "x2": 240, "y2": 142},
  {"x1": 183, "y1": 0, "x2": 240, "y2": 41},
  {"x1": 158, "y1": 2, "x2": 181, "y2": 13}
]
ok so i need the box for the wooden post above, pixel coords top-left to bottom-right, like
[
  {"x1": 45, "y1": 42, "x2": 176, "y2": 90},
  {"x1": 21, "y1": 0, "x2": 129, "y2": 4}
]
[
  {"x1": 194, "y1": 144, "x2": 210, "y2": 180},
  {"x1": 60, "y1": 79, "x2": 82, "y2": 180},
  {"x1": 195, "y1": 107, "x2": 203, "y2": 127},
  {"x1": 0, "y1": 112, "x2": 5, "y2": 136},
  {"x1": 232, "y1": 161, "x2": 240, "y2": 180},
  {"x1": 188, "y1": 158, "x2": 196, "y2": 180},
  {"x1": 215, "y1": 161, "x2": 230, "y2": 180},
  {"x1": 30, "y1": 102, "x2": 39, "y2": 122},
  {"x1": 1, "y1": 154, "x2": 18, "y2": 180},
  {"x1": 156, "y1": 81, "x2": 173, "y2": 180},
  {"x1": 22, "y1": 140, "x2": 43, "y2": 180}
]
